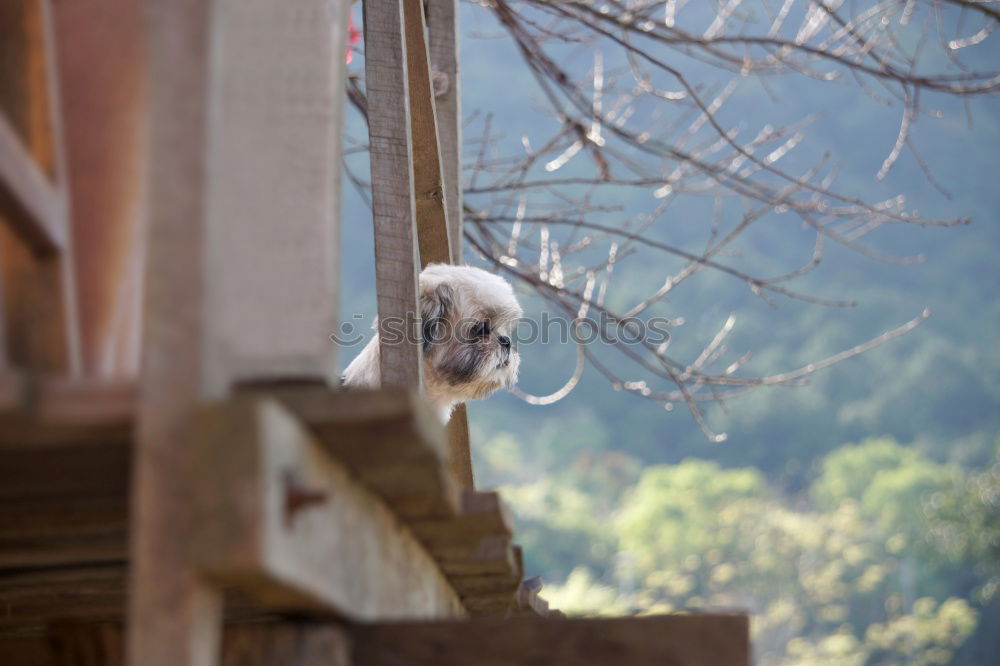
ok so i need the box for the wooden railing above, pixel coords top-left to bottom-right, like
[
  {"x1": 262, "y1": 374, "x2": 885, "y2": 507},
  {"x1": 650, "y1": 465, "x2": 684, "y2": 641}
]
[
  {"x1": 365, "y1": 0, "x2": 474, "y2": 487},
  {"x1": 0, "y1": 2, "x2": 752, "y2": 664},
  {"x1": 129, "y1": 0, "x2": 480, "y2": 663}
]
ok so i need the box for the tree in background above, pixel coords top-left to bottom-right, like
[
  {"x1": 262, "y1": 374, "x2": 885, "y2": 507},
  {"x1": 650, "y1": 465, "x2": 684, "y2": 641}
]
[
  {"x1": 926, "y1": 439, "x2": 1000, "y2": 602},
  {"x1": 460, "y1": 0, "x2": 999, "y2": 439},
  {"x1": 346, "y1": 0, "x2": 1000, "y2": 438},
  {"x1": 512, "y1": 441, "x2": 987, "y2": 664}
]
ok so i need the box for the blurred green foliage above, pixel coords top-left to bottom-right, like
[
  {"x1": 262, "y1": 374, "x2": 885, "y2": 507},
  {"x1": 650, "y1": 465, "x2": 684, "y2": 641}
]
[{"x1": 481, "y1": 438, "x2": 997, "y2": 664}]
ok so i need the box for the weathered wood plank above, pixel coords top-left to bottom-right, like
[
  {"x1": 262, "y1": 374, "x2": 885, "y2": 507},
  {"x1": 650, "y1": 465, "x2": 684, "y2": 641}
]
[
  {"x1": 0, "y1": 499, "x2": 127, "y2": 568},
  {"x1": 352, "y1": 614, "x2": 752, "y2": 666},
  {"x1": 272, "y1": 385, "x2": 460, "y2": 519},
  {"x1": 0, "y1": 377, "x2": 133, "y2": 447},
  {"x1": 0, "y1": 565, "x2": 126, "y2": 636},
  {"x1": 436, "y1": 535, "x2": 517, "y2": 577},
  {"x1": 426, "y1": 0, "x2": 475, "y2": 492},
  {"x1": 133, "y1": 0, "x2": 350, "y2": 662},
  {"x1": 426, "y1": 0, "x2": 462, "y2": 263},
  {"x1": 199, "y1": 0, "x2": 345, "y2": 395},
  {"x1": 49, "y1": 622, "x2": 123, "y2": 666},
  {"x1": 42, "y1": 621, "x2": 351, "y2": 666},
  {"x1": 364, "y1": 0, "x2": 422, "y2": 389},
  {"x1": 402, "y1": 0, "x2": 451, "y2": 268},
  {"x1": 193, "y1": 396, "x2": 465, "y2": 621},
  {"x1": 445, "y1": 404, "x2": 474, "y2": 490},
  {"x1": 220, "y1": 623, "x2": 351, "y2": 666},
  {"x1": 40, "y1": 614, "x2": 749, "y2": 666},
  {"x1": 408, "y1": 490, "x2": 515, "y2": 563},
  {"x1": 129, "y1": 1, "x2": 222, "y2": 662}
]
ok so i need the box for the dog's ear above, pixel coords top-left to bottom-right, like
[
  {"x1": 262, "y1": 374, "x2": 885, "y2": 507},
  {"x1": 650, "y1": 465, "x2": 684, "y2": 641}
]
[{"x1": 420, "y1": 281, "x2": 454, "y2": 351}]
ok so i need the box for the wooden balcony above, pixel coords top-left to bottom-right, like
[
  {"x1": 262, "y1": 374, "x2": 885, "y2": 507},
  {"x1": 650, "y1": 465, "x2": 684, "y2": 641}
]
[{"x1": 0, "y1": 1, "x2": 750, "y2": 664}]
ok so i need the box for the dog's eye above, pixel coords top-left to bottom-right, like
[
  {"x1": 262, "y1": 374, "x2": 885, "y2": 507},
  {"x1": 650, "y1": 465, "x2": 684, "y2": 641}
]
[{"x1": 473, "y1": 321, "x2": 491, "y2": 338}]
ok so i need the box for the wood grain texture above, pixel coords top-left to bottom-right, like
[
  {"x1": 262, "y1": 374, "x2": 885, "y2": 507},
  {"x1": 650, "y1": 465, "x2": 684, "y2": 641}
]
[
  {"x1": 133, "y1": 0, "x2": 350, "y2": 661},
  {"x1": 272, "y1": 385, "x2": 460, "y2": 520},
  {"x1": 436, "y1": 535, "x2": 517, "y2": 577},
  {"x1": 363, "y1": 0, "x2": 422, "y2": 389},
  {"x1": 193, "y1": 396, "x2": 465, "y2": 621},
  {"x1": 129, "y1": 1, "x2": 222, "y2": 663},
  {"x1": 37, "y1": 621, "x2": 351, "y2": 666},
  {"x1": 352, "y1": 614, "x2": 751, "y2": 666},
  {"x1": 402, "y1": 0, "x2": 451, "y2": 268},
  {"x1": 426, "y1": 0, "x2": 462, "y2": 264},
  {"x1": 425, "y1": 0, "x2": 474, "y2": 494},
  {"x1": 48, "y1": 622, "x2": 124, "y2": 666},
  {"x1": 445, "y1": 404, "x2": 474, "y2": 491},
  {"x1": 0, "y1": 566, "x2": 126, "y2": 637},
  {"x1": 407, "y1": 491, "x2": 513, "y2": 558},
  {"x1": 220, "y1": 623, "x2": 352, "y2": 666},
  {"x1": 200, "y1": 0, "x2": 345, "y2": 395},
  {"x1": 40, "y1": 621, "x2": 351, "y2": 666}
]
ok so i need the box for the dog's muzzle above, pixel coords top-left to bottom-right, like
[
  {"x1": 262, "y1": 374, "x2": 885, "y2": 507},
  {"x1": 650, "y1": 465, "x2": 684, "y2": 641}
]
[{"x1": 498, "y1": 335, "x2": 512, "y2": 366}]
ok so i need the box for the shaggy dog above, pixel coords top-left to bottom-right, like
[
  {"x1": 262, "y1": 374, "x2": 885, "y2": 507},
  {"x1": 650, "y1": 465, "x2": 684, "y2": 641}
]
[{"x1": 342, "y1": 264, "x2": 522, "y2": 422}]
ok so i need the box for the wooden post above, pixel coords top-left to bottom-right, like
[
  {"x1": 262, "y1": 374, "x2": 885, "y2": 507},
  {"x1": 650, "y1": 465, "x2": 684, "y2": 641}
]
[
  {"x1": 129, "y1": 0, "x2": 348, "y2": 664},
  {"x1": 426, "y1": 0, "x2": 463, "y2": 264},
  {"x1": 128, "y1": 3, "x2": 222, "y2": 662},
  {"x1": 364, "y1": 0, "x2": 422, "y2": 389},
  {"x1": 402, "y1": 0, "x2": 451, "y2": 267},
  {"x1": 425, "y1": 0, "x2": 476, "y2": 490}
]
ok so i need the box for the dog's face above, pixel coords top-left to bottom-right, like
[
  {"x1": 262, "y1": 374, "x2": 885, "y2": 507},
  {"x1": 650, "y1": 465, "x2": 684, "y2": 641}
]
[{"x1": 419, "y1": 264, "x2": 522, "y2": 404}]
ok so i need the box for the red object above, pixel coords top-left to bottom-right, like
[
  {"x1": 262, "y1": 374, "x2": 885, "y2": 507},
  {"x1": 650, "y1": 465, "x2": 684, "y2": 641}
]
[{"x1": 346, "y1": 14, "x2": 361, "y2": 64}]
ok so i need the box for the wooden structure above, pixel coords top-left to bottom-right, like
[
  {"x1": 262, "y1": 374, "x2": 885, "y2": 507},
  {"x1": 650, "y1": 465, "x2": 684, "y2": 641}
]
[{"x1": 0, "y1": 1, "x2": 750, "y2": 664}]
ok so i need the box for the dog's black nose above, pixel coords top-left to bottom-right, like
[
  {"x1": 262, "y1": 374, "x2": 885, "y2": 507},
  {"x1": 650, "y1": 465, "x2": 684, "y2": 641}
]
[{"x1": 498, "y1": 335, "x2": 511, "y2": 349}]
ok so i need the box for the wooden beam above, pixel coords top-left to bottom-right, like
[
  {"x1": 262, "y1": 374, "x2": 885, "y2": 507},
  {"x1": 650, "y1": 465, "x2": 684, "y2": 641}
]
[
  {"x1": 0, "y1": 112, "x2": 64, "y2": 252},
  {"x1": 426, "y1": 0, "x2": 463, "y2": 264},
  {"x1": 272, "y1": 386, "x2": 460, "y2": 520},
  {"x1": 363, "y1": 0, "x2": 422, "y2": 389},
  {"x1": 43, "y1": 622, "x2": 352, "y2": 666},
  {"x1": 0, "y1": 376, "x2": 133, "y2": 446},
  {"x1": 352, "y1": 614, "x2": 752, "y2": 666},
  {"x1": 0, "y1": 566, "x2": 126, "y2": 636},
  {"x1": 192, "y1": 396, "x2": 465, "y2": 620},
  {"x1": 0, "y1": 0, "x2": 81, "y2": 376},
  {"x1": 132, "y1": 0, "x2": 350, "y2": 662},
  {"x1": 129, "y1": 1, "x2": 222, "y2": 663},
  {"x1": 402, "y1": 0, "x2": 451, "y2": 268},
  {"x1": 197, "y1": 0, "x2": 345, "y2": 395},
  {"x1": 220, "y1": 623, "x2": 351, "y2": 666},
  {"x1": 40, "y1": 614, "x2": 749, "y2": 666},
  {"x1": 436, "y1": 535, "x2": 518, "y2": 577}
]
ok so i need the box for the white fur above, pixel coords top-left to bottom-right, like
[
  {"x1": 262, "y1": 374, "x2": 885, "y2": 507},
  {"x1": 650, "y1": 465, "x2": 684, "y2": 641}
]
[{"x1": 342, "y1": 264, "x2": 523, "y2": 422}]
